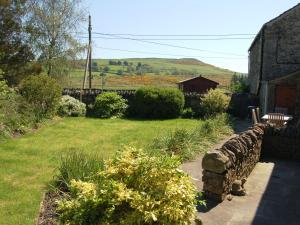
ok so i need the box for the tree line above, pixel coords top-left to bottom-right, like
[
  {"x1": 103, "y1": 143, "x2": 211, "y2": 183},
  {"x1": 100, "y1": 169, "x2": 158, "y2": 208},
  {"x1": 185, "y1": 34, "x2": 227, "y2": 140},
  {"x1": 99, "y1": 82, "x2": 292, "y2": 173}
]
[{"x1": 0, "y1": 0, "x2": 86, "y2": 87}]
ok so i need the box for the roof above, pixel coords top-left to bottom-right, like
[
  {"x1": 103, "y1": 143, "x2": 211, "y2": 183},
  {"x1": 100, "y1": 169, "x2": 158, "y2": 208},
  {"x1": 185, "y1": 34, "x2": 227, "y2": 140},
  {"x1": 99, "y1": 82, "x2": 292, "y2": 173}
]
[
  {"x1": 248, "y1": 3, "x2": 300, "y2": 51},
  {"x1": 269, "y1": 70, "x2": 300, "y2": 84},
  {"x1": 177, "y1": 75, "x2": 219, "y2": 85}
]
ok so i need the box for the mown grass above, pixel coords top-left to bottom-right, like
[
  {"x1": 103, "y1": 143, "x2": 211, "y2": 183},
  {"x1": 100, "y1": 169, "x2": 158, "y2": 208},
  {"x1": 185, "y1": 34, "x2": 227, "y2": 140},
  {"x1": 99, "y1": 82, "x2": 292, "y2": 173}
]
[{"x1": 0, "y1": 117, "x2": 201, "y2": 225}]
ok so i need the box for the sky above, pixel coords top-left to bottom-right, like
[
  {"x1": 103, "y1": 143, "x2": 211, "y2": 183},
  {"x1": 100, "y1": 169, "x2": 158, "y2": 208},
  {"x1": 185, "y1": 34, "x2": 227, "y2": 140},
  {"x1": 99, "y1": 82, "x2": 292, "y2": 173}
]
[{"x1": 82, "y1": 0, "x2": 300, "y2": 73}]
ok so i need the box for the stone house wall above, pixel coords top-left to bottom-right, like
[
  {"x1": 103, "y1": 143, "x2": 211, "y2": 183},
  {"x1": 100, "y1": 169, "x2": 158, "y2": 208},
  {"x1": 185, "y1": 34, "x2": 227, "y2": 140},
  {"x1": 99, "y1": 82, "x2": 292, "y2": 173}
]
[
  {"x1": 248, "y1": 4, "x2": 300, "y2": 115},
  {"x1": 261, "y1": 6, "x2": 300, "y2": 81},
  {"x1": 248, "y1": 36, "x2": 261, "y2": 95},
  {"x1": 295, "y1": 84, "x2": 300, "y2": 121},
  {"x1": 202, "y1": 124, "x2": 265, "y2": 202},
  {"x1": 249, "y1": 4, "x2": 300, "y2": 85}
]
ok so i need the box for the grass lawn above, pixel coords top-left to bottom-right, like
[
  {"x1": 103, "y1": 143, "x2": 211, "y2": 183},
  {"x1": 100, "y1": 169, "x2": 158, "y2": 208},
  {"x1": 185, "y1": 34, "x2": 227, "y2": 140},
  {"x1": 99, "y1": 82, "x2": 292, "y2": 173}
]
[{"x1": 0, "y1": 117, "x2": 200, "y2": 225}]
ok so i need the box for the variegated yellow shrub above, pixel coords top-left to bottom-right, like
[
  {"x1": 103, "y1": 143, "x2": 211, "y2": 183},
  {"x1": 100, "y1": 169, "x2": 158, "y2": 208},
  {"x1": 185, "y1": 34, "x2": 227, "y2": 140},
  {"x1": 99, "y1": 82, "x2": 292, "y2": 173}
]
[{"x1": 57, "y1": 147, "x2": 201, "y2": 225}]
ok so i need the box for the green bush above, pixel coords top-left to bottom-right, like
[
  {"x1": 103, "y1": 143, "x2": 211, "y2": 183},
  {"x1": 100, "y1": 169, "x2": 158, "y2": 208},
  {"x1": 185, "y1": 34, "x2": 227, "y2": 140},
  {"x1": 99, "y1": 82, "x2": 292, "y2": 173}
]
[
  {"x1": 93, "y1": 92, "x2": 128, "y2": 118},
  {"x1": 20, "y1": 75, "x2": 62, "y2": 120},
  {"x1": 181, "y1": 107, "x2": 195, "y2": 118},
  {"x1": 200, "y1": 89, "x2": 230, "y2": 117},
  {"x1": 0, "y1": 81, "x2": 36, "y2": 137},
  {"x1": 230, "y1": 73, "x2": 249, "y2": 93},
  {"x1": 131, "y1": 87, "x2": 184, "y2": 119},
  {"x1": 57, "y1": 147, "x2": 200, "y2": 225},
  {"x1": 58, "y1": 95, "x2": 86, "y2": 117}
]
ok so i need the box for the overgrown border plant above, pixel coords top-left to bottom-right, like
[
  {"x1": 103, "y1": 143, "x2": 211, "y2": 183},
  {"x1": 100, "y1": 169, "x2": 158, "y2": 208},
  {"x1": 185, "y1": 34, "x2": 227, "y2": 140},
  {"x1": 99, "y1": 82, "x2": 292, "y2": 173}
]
[{"x1": 57, "y1": 147, "x2": 202, "y2": 225}]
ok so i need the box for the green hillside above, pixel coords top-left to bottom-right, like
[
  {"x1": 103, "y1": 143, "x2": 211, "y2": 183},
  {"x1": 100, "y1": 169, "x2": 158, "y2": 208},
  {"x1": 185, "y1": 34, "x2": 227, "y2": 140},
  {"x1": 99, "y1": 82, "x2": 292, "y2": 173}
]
[{"x1": 64, "y1": 58, "x2": 235, "y2": 89}]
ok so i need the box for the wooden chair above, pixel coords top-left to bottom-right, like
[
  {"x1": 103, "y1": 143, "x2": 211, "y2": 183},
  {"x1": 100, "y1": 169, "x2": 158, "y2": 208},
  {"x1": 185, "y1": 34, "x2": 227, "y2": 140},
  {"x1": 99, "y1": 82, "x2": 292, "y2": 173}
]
[
  {"x1": 252, "y1": 109, "x2": 258, "y2": 125},
  {"x1": 256, "y1": 107, "x2": 261, "y2": 123},
  {"x1": 268, "y1": 113, "x2": 285, "y2": 128},
  {"x1": 275, "y1": 107, "x2": 288, "y2": 115}
]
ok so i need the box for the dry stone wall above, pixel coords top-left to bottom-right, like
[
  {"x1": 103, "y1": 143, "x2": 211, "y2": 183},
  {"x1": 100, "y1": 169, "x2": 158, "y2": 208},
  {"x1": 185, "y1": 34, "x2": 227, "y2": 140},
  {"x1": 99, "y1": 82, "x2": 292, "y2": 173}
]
[{"x1": 202, "y1": 124, "x2": 265, "y2": 202}]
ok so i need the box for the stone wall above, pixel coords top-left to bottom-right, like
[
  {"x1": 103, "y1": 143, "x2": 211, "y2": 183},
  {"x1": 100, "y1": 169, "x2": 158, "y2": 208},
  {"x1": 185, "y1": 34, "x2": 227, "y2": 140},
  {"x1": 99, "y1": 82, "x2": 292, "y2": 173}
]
[
  {"x1": 262, "y1": 126, "x2": 300, "y2": 160},
  {"x1": 248, "y1": 34, "x2": 262, "y2": 95},
  {"x1": 62, "y1": 88, "x2": 202, "y2": 111},
  {"x1": 295, "y1": 84, "x2": 300, "y2": 121},
  {"x1": 249, "y1": 4, "x2": 300, "y2": 89},
  {"x1": 262, "y1": 5, "x2": 300, "y2": 81},
  {"x1": 202, "y1": 124, "x2": 265, "y2": 202},
  {"x1": 62, "y1": 88, "x2": 136, "y2": 105}
]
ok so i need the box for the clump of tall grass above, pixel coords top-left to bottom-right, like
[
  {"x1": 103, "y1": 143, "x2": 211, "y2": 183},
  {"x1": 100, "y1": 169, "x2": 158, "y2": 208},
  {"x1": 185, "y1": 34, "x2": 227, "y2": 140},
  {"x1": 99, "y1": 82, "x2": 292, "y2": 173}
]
[
  {"x1": 150, "y1": 113, "x2": 233, "y2": 161},
  {"x1": 54, "y1": 149, "x2": 104, "y2": 191}
]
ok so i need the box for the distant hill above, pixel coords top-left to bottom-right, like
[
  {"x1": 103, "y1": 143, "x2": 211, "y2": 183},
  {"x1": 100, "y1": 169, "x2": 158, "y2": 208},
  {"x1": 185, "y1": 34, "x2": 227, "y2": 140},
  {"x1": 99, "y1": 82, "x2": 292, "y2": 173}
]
[{"x1": 65, "y1": 58, "x2": 236, "y2": 89}]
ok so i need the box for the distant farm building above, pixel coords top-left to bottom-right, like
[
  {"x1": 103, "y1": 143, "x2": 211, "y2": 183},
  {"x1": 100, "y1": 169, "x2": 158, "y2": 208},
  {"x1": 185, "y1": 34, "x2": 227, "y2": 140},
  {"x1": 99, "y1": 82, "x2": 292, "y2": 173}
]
[
  {"x1": 177, "y1": 75, "x2": 219, "y2": 94},
  {"x1": 248, "y1": 3, "x2": 300, "y2": 118}
]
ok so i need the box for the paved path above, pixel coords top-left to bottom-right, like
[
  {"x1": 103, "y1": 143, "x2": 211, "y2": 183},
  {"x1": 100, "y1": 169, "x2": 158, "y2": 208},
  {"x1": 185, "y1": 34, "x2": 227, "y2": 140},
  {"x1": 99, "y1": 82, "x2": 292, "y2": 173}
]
[
  {"x1": 193, "y1": 160, "x2": 300, "y2": 225},
  {"x1": 181, "y1": 120, "x2": 300, "y2": 225}
]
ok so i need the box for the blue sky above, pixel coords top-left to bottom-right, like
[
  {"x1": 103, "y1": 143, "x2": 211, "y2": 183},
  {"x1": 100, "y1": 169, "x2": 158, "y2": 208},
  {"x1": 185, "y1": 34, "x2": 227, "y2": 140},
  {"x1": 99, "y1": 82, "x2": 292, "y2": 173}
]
[{"x1": 83, "y1": 0, "x2": 299, "y2": 73}]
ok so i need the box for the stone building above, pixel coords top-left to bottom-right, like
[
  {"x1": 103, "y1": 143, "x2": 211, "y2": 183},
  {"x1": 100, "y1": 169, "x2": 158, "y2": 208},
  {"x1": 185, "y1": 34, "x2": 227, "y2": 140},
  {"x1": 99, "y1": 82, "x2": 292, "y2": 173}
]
[{"x1": 248, "y1": 3, "x2": 300, "y2": 119}]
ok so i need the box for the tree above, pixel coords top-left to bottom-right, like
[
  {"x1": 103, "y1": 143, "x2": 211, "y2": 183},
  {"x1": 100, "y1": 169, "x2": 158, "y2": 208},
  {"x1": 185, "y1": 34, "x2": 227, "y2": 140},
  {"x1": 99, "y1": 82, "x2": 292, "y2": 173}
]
[
  {"x1": 27, "y1": 0, "x2": 86, "y2": 77},
  {"x1": 103, "y1": 66, "x2": 110, "y2": 73},
  {"x1": 108, "y1": 60, "x2": 117, "y2": 65},
  {"x1": 116, "y1": 70, "x2": 123, "y2": 76},
  {"x1": 123, "y1": 61, "x2": 128, "y2": 66},
  {"x1": 0, "y1": 0, "x2": 41, "y2": 86},
  {"x1": 230, "y1": 73, "x2": 249, "y2": 93},
  {"x1": 92, "y1": 61, "x2": 99, "y2": 72}
]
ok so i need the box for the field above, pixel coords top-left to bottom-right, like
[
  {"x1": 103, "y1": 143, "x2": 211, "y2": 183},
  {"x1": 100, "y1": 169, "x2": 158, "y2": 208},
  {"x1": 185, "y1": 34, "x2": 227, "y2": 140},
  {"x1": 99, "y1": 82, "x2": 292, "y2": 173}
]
[
  {"x1": 63, "y1": 58, "x2": 235, "y2": 89},
  {"x1": 0, "y1": 117, "x2": 201, "y2": 225}
]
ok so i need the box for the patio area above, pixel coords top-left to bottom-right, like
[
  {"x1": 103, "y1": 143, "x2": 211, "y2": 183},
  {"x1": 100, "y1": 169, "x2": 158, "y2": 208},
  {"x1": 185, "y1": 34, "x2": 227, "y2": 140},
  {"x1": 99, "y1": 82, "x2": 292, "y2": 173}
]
[
  {"x1": 181, "y1": 119, "x2": 300, "y2": 225},
  {"x1": 182, "y1": 156, "x2": 300, "y2": 225}
]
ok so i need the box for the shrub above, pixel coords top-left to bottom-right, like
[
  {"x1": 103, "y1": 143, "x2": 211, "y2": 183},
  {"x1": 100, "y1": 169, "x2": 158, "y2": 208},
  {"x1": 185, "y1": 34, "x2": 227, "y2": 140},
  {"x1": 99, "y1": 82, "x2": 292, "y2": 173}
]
[
  {"x1": 57, "y1": 147, "x2": 200, "y2": 225},
  {"x1": 230, "y1": 73, "x2": 249, "y2": 93},
  {"x1": 200, "y1": 89, "x2": 230, "y2": 117},
  {"x1": 93, "y1": 92, "x2": 128, "y2": 118},
  {"x1": 131, "y1": 87, "x2": 184, "y2": 119},
  {"x1": 58, "y1": 95, "x2": 86, "y2": 117},
  {"x1": 0, "y1": 81, "x2": 36, "y2": 137},
  {"x1": 20, "y1": 75, "x2": 62, "y2": 120},
  {"x1": 181, "y1": 107, "x2": 195, "y2": 118}
]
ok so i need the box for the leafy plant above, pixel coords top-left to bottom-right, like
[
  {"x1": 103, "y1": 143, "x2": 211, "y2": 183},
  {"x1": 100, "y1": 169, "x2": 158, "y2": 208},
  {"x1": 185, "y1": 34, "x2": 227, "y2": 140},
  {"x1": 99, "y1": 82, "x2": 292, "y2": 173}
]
[
  {"x1": 0, "y1": 80, "x2": 36, "y2": 138},
  {"x1": 200, "y1": 89, "x2": 230, "y2": 117},
  {"x1": 230, "y1": 73, "x2": 249, "y2": 93},
  {"x1": 20, "y1": 75, "x2": 62, "y2": 120},
  {"x1": 93, "y1": 92, "x2": 128, "y2": 118},
  {"x1": 130, "y1": 87, "x2": 184, "y2": 119},
  {"x1": 58, "y1": 95, "x2": 86, "y2": 117},
  {"x1": 181, "y1": 107, "x2": 195, "y2": 118},
  {"x1": 57, "y1": 147, "x2": 200, "y2": 225}
]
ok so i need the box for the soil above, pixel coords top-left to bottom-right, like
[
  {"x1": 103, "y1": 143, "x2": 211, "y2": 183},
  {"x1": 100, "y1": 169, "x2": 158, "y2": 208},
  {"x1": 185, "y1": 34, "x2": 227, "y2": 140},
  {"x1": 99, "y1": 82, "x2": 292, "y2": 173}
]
[{"x1": 36, "y1": 191, "x2": 61, "y2": 225}]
